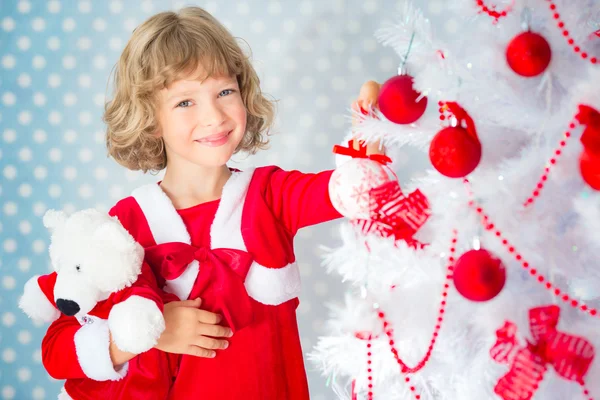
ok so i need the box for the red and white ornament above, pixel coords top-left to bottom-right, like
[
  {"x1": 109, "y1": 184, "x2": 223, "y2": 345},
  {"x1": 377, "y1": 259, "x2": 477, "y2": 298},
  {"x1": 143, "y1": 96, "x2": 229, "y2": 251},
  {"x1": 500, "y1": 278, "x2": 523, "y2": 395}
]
[
  {"x1": 452, "y1": 248, "x2": 506, "y2": 302},
  {"x1": 329, "y1": 158, "x2": 395, "y2": 219},
  {"x1": 378, "y1": 75, "x2": 428, "y2": 125},
  {"x1": 506, "y1": 31, "x2": 552, "y2": 77}
]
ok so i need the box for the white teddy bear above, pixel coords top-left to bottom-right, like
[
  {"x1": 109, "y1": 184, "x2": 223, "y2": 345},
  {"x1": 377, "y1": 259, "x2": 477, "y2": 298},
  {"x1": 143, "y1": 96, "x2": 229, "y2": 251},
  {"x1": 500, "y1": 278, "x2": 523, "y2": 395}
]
[{"x1": 19, "y1": 208, "x2": 166, "y2": 356}]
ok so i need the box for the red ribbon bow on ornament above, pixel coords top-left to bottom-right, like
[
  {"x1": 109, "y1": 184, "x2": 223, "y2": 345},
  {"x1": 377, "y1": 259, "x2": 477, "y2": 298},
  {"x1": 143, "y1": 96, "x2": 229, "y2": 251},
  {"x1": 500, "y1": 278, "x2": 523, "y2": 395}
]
[
  {"x1": 490, "y1": 305, "x2": 595, "y2": 400},
  {"x1": 444, "y1": 101, "x2": 479, "y2": 142},
  {"x1": 333, "y1": 140, "x2": 392, "y2": 165},
  {"x1": 353, "y1": 180, "x2": 431, "y2": 247},
  {"x1": 577, "y1": 104, "x2": 600, "y2": 156},
  {"x1": 145, "y1": 243, "x2": 254, "y2": 332}
]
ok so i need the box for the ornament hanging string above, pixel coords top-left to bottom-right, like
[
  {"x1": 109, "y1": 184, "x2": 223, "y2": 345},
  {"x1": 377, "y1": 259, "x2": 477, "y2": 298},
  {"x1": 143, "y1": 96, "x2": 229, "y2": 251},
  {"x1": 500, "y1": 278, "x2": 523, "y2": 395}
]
[
  {"x1": 399, "y1": 32, "x2": 416, "y2": 74},
  {"x1": 463, "y1": 179, "x2": 599, "y2": 318}
]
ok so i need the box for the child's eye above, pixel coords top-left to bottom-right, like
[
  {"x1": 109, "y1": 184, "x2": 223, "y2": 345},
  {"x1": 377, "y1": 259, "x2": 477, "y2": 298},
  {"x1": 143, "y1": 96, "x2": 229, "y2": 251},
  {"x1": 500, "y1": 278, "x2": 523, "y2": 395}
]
[
  {"x1": 219, "y1": 89, "x2": 234, "y2": 97},
  {"x1": 176, "y1": 100, "x2": 193, "y2": 108}
]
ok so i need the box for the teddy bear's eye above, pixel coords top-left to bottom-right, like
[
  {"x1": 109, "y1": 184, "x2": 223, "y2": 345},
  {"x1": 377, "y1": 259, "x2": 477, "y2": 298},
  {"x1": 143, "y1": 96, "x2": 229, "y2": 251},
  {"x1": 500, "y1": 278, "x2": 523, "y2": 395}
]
[{"x1": 75, "y1": 264, "x2": 81, "y2": 271}]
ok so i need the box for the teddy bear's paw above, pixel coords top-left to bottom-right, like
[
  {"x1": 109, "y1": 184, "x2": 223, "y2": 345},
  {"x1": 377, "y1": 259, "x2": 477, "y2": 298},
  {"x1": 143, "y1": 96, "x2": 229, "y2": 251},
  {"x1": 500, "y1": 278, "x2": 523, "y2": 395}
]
[
  {"x1": 108, "y1": 295, "x2": 165, "y2": 354},
  {"x1": 19, "y1": 276, "x2": 61, "y2": 324}
]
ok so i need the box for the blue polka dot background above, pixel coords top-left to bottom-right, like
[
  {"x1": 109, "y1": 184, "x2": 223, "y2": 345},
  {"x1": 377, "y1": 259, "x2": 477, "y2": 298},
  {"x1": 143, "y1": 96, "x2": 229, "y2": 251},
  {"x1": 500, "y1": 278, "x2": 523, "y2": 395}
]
[{"x1": 0, "y1": 1, "x2": 455, "y2": 398}]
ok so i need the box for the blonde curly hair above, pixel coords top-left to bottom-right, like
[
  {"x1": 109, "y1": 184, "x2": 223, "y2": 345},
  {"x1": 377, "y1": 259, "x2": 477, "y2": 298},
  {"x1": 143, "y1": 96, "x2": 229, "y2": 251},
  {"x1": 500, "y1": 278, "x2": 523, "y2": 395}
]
[{"x1": 103, "y1": 7, "x2": 274, "y2": 173}]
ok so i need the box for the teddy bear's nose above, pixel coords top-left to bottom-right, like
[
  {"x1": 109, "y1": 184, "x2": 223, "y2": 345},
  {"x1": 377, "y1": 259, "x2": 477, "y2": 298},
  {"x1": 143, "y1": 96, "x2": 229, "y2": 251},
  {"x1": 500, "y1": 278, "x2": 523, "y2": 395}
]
[{"x1": 56, "y1": 299, "x2": 80, "y2": 316}]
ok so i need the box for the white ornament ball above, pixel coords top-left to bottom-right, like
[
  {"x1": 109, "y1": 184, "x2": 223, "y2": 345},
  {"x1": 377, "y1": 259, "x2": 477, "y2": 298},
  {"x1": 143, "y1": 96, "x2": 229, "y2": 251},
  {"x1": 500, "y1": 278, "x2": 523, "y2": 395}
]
[{"x1": 329, "y1": 158, "x2": 394, "y2": 219}]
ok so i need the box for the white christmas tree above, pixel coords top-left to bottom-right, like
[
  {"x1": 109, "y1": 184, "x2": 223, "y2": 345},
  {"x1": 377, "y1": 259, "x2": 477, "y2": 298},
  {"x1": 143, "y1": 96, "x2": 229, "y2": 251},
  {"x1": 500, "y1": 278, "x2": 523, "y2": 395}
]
[{"x1": 310, "y1": 1, "x2": 600, "y2": 399}]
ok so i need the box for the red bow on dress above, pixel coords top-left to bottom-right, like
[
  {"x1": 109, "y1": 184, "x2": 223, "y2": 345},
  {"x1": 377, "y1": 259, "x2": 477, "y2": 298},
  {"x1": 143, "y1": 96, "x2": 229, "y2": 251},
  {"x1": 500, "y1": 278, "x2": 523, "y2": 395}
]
[
  {"x1": 353, "y1": 180, "x2": 431, "y2": 248},
  {"x1": 145, "y1": 243, "x2": 254, "y2": 332},
  {"x1": 490, "y1": 305, "x2": 595, "y2": 400},
  {"x1": 577, "y1": 104, "x2": 600, "y2": 156},
  {"x1": 333, "y1": 140, "x2": 392, "y2": 165}
]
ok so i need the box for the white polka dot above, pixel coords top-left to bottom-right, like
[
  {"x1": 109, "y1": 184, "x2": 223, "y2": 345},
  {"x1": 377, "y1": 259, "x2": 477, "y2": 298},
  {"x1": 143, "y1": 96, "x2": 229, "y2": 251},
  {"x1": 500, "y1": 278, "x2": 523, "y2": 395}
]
[
  {"x1": 47, "y1": 37, "x2": 60, "y2": 51},
  {"x1": 17, "y1": 36, "x2": 31, "y2": 51},
  {"x1": 33, "y1": 239, "x2": 46, "y2": 254},
  {"x1": 363, "y1": 0, "x2": 377, "y2": 13},
  {"x1": 18, "y1": 110, "x2": 32, "y2": 125},
  {"x1": 78, "y1": 0, "x2": 91, "y2": 13},
  {"x1": 18, "y1": 0, "x2": 32, "y2": 13},
  {"x1": 428, "y1": 0, "x2": 444, "y2": 14},
  {"x1": 299, "y1": 114, "x2": 314, "y2": 128},
  {"x1": 332, "y1": 39, "x2": 346, "y2": 53},
  {"x1": 2, "y1": 312, "x2": 16, "y2": 326},
  {"x1": 78, "y1": 148, "x2": 93, "y2": 162},
  {"x1": 62, "y1": 55, "x2": 76, "y2": 69},
  {"x1": 32, "y1": 18, "x2": 46, "y2": 31},
  {"x1": 347, "y1": 20, "x2": 361, "y2": 34},
  {"x1": 17, "y1": 367, "x2": 31, "y2": 382},
  {"x1": 109, "y1": 37, "x2": 122, "y2": 51},
  {"x1": 267, "y1": 2, "x2": 281, "y2": 14},
  {"x1": 48, "y1": 184, "x2": 61, "y2": 198},
  {"x1": 18, "y1": 330, "x2": 32, "y2": 344},
  {"x1": 379, "y1": 56, "x2": 394, "y2": 71},
  {"x1": 63, "y1": 93, "x2": 77, "y2": 106},
  {"x1": 33, "y1": 130, "x2": 47, "y2": 143},
  {"x1": 267, "y1": 38, "x2": 281, "y2": 53},
  {"x1": 48, "y1": 0, "x2": 62, "y2": 12},
  {"x1": 4, "y1": 202, "x2": 17, "y2": 216},
  {"x1": 445, "y1": 19, "x2": 459, "y2": 34},
  {"x1": 64, "y1": 130, "x2": 77, "y2": 143},
  {"x1": 283, "y1": 58, "x2": 296, "y2": 72},
  {"x1": 316, "y1": 95, "x2": 330, "y2": 109},
  {"x1": 49, "y1": 111, "x2": 62, "y2": 125},
  {"x1": 299, "y1": 1, "x2": 313, "y2": 15},
  {"x1": 94, "y1": 167, "x2": 108, "y2": 180},
  {"x1": 299, "y1": 39, "x2": 313, "y2": 52},
  {"x1": 124, "y1": 18, "x2": 137, "y2": 31},
  {"x1": 34, "y1": 166, "x2": 47, "y2": 180},
  {"x1": 33, "y1": 202, "x2": 47, "y2": 217},
  {"x1": 94, "y1": 131, "x2": 104, "y2": 143},
  {"x1": 49, "y1": 148, "x2": 62, "y2": 162},
  {"x1": 33, "y1": 55, "x2": 46, "y2": 69},
  {"x1": 3, "y1": 165, "x2": 17, "y2": 180},
  {"x1": 283, "y1": 19, "x2": 296, "y2": 34},
  {"x1": 300, "y1": 76, "x2": 314, "y2": 90},
  {"x1": 18, "y1": 258, "x2": 31, "y2": 272},
  {"x1": 348, "y1": 56, "x2": 363, "y2": 71},
  {"x1": 19, "y1": 147, "x2": 32, "y2": 161},
  {"x1": 2, "y1": 54, "x2": 16, "y2": 69},
  {"x1": 2, "y1": 92, "x2": 16, "y2": 106},
  {"x1": 236, "y1": 2, "x2": 250, "y2": 14},
  {"x1": 93, "y1": 55, "x2": 106, "y2": 69},
  {"x1": 19, "y1": 220, "x2": 32, "y2": 234},
  {"x1": 32, "y1": 349, "x2": 42, "y2": 363},
  {"x1": 79, "y1": 184, "x2": 93, "y2": 198},
  {"x1": 331, "y1": 76, "x2": 346, "y2": 91},
  {"x1": 4, "y1": 129, "x2": 16, "y2": 143},
  {"x1": 79, "y1": 74, "x2": 91, "y2": 88},
  {"x1": 110, "y1": 0, "x2": 123, "y2": 13},
  {"x1": 109, "y1": 185, "x2": 124, "y2": 200},
  {"x1": 2, "y1": 17, "x2": 16, "y2": 32},
  {"x1": 32, "y1": 387, "x2": 45, "y2": 400},
  {"x1": 3, "y1": 348, "x2": 16, "y2": 363},
  {"x1": 18, "y1": 183, "x2": 32, "y2": 198},
  {"x1": 1, "y1": 386, "x2": 15, "y2": 399},
  {"x1": 77, "y1": 36, "x2": 91, "y2": 50},
  {"x1": 64, "y1": 166, "x2": 77, "y2": 180},
  {"x1": 62, "y1": 17, "x2": 76, "y2": 32},
  {"x1": 94, "y1": 93, "x2": 105, "y2": 106},
  {"x1": 251, "y1": 20, "x2": 265, "y2": 33},
  {"x1": 93, "y1": 18, "x2": 106, "y2": 32},
  {"x1": 17, "y1": 73, "x2": 31, "y2": 87},
  {"x1": 363, "y1": 38, "x2": 377, "y2": 53},
  {"x1": 4, "y1": 239, "x2": 17, "y2": 253},
  {"x1": 48, "y1": 73, "x2": 61, "y2": 87},
  {"x1": 79, "y1": 111, "x2": 92, "y2": 125}
]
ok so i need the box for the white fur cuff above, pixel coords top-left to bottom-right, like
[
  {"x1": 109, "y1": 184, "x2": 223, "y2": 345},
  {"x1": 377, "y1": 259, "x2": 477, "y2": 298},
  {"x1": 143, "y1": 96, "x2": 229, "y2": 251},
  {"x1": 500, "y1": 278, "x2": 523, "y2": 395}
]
[
  {"x1": 74, "y1": 318, "x2": 129, "y2": 381},
  {"x1": 245, "y1": 261, "x2": 301, "y2": 305},
  {"x1": 19, "y1": 275, "x2": 60, "y2": 324}
]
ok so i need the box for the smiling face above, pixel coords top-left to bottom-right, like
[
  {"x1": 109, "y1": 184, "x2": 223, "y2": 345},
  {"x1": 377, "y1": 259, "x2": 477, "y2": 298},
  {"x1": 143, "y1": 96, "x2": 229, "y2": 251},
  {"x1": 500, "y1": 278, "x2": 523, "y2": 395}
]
[{"x1": 156, "y1": 73, "x2": 248, "y2": 169}]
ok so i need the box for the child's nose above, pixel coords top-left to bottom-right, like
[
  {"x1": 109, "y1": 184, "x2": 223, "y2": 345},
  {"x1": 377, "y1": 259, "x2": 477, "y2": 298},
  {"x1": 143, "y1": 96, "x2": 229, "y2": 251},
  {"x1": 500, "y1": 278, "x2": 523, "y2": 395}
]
[{"x1": 200, "y1": 101, "x2": 226, "y2": 127}]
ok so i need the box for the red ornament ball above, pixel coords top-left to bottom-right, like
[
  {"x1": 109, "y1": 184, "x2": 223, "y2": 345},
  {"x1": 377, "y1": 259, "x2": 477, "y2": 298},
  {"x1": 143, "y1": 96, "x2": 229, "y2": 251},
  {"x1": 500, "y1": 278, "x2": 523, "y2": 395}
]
[
  {"x1": 580, "y1": 150, "x2": 600, "y2": 190},
  {"x1": 429, "y1": 126, "x2": 482, "y2": 178},
  {"x1": 453, "y1": 249, "x2": 506, "y2": 302},
  {"x1": 506, "y1": 31, "x2": 552, "y2": 77},
  {"x1": 378, "y1": 75, "x2": 428, "y2": 124}
]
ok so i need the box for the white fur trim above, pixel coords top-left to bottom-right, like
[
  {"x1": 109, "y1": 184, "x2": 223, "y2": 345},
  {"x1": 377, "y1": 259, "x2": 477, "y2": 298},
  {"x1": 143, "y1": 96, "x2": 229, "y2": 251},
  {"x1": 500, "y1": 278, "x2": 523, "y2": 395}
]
[
  {"x1": 245, "y1": 261, "x2": 301, "y2": 305},
  {"x1": 108, "y1": 295, "x2": 165, "y2": 354},
  {"x1": 58, "y1": 387, "x2": 73, "y2": 400},
  {"x1": 19, "y1": 276, "x2": 60, "y2": 324},
  {"x1": 163, "y1": 259, "x2": 199, "y2": 300},
  {"x1": 74, "y1": 318, "x2": 129, "y2": 381}
]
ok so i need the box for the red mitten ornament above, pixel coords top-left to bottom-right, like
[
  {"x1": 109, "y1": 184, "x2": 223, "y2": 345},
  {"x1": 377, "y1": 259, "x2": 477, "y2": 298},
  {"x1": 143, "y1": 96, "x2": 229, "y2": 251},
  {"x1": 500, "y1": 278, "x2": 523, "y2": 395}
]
[
  {"x1": 378, "y1": 75, "x2": 428, "y2": 124},
  {"x1": 429, "y1": 102, "x2": 482, "y2": 178},
  {"x1": 453, "y1": 248, "x2": 506, "y2": 302},
  {"x1": 506, "y1": 31, "x2": 552, "y2": 77},
  {"x1": 577, "y1": 105, "x2": 600, "y2": 190}
]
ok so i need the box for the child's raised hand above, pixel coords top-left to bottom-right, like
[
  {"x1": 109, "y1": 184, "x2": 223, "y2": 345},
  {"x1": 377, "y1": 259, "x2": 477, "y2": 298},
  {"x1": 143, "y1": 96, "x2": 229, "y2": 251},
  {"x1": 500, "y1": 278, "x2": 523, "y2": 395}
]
[
  {"x1": 351, "y1": 80, "x2": 386, "y2": 157},
  {"x1": 155, "y1": 298, "x2": 233, "y2": 358}
]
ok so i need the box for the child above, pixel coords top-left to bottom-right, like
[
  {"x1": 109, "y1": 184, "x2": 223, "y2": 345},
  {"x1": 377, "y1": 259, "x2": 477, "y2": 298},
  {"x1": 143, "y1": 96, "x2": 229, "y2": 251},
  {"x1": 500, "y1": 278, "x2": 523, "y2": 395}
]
[{"x1": 41, "y1": 6, "x2": 384, "y2": 399}]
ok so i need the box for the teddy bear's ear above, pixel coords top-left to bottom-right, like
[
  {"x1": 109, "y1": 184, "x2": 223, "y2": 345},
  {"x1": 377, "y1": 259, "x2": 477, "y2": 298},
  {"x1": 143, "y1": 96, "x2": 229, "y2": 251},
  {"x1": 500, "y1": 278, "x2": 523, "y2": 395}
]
[
  {"x1": 43, "y1": 210, "x2": 67, "y2": 232},
  {"x1": 94, "y1": 220, "x2": 131, "y2": 250}
]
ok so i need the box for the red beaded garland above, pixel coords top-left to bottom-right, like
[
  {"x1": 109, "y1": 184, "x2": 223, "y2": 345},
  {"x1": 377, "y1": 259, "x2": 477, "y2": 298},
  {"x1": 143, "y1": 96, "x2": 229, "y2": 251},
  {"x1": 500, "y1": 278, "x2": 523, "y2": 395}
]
[{"x1": 474, "y1": 0, "x2": 513, "y2": 22}]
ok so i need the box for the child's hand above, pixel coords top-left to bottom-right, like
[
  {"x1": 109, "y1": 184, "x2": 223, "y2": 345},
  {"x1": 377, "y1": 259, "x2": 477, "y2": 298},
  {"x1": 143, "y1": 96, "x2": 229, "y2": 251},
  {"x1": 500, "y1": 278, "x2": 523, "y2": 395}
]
[
  {"x1": 351, "y1": 80, "x2": 386, "y2": 157},
  {"x1": 155, "y1": 298, "x2": 233, "y2": 358}
]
